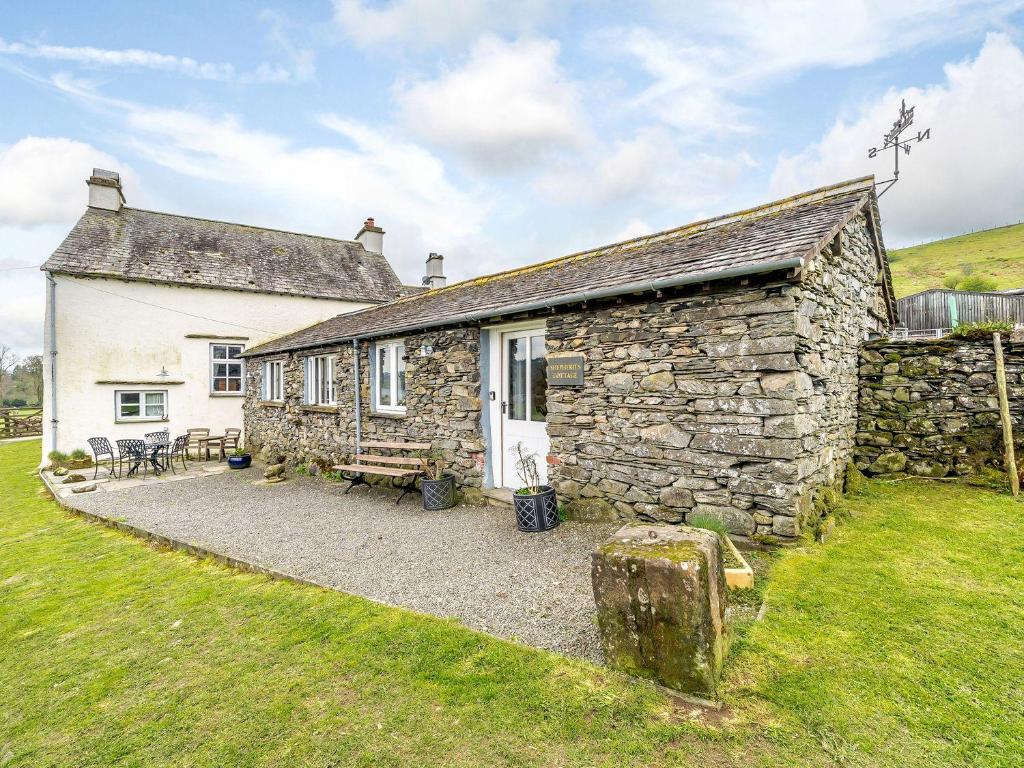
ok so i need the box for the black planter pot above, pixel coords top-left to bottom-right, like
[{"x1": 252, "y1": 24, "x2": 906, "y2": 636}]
[
  {"x1": 227, "y1": 454, "x2": 252, "y2": 470},
  {"x1": 422, "y1": 474, "x2": 456, "y2": 510},
  {"x1": 513, "y1": 486, "x2": 559, "y2": 532}
]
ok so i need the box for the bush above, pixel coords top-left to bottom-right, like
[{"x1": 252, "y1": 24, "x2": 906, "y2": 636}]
[
  {"x1": 956, "y1": 274, "x2": 998, "y2": 292},
  {"x1": 70, "y1": 448, "x2": 88, "y2": 461},
  {"x1": 686, "y1": 513, "x2": 731, "y2": 537},
  {"x1": 942, "y1": 273, "x2": 960, "y2": 289},
  {"x1": 947, "y1": 320, "x2": 1015, "y2": 341},
  {"x1": 47, "y1": 450, "x2": 69, "y2": 464},
  {"x1": 2, "y1": 398, "x2": 27, "y2": 408}
]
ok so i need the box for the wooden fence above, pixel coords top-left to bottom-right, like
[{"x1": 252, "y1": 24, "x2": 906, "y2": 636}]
[
  {"x1": 0, "y1": 408, "x2": 43, "y2": 439},
  {"x1": 896, "y1": 289, "x2": 1024, "y2": 333}
]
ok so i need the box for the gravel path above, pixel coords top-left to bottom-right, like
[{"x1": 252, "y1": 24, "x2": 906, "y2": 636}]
[{"x1": 69, "y1": 469, "x2": 618, "y2": 661}]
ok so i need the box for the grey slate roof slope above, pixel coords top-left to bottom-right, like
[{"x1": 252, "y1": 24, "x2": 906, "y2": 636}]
[
  {"x1": 245, "y1": 176, "x2": 887, "y2": 357},
  {"x1": 42, "y1": 206, "x2": 406, "y2": 303}
]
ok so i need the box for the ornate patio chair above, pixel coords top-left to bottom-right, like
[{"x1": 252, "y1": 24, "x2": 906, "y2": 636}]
[
  {"x1": 166, "y1": 434, "x2": 189, "y2": 474},
  {"x1": 86, "y1": 436, "x2": 117, "y2": 480},
  {"x1": 186, "y1": 428, "x2": 209, "y2": 460},
  {"x1": 115, "y1": 438, "x2": 149, "y2": 480}
]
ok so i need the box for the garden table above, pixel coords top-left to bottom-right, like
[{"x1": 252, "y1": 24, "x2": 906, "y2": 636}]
[{"x1": 126, "y1": 438, "x2": 170, "y2": 477}]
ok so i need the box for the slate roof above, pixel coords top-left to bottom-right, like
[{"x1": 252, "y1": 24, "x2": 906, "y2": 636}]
[
  {"x1": 245, "y1": 176, "x2": 887, "y2": 357},
  {"x1": 42, "y1": 206, "x2": 406, "y2": 303}
]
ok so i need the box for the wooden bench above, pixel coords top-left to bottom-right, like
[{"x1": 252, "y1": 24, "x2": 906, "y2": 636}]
[{"x1": 333, "y1": 440, "x2": 432, "y2": 505}]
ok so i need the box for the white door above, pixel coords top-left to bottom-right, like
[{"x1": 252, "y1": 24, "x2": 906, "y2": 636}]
[{"x1": 499, "y1": 328, "x2": 550, "y2": 489}]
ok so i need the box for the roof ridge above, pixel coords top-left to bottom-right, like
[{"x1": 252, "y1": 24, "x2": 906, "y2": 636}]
[
  {"x1": 113, "y1": 206, "x2": 365, "y2": 247},
  {"x1": 379, "y1": 175, "x2": 877, "y2": 305}
]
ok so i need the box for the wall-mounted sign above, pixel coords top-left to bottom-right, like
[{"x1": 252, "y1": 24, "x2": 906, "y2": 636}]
[{"x1": 548, "y1": 355, "x2": 585, "y2": 387}]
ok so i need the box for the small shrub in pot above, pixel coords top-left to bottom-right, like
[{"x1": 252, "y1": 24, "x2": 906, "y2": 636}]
[
  {"x1": 228, "y1": 447, "x2": 252, "y2": 470},
  {"x1": 421, "y1": 452, "x2": 456, "y2": 510},
  {"x1": 512, "y1": 442, "x2": 558, "y2": 532}
]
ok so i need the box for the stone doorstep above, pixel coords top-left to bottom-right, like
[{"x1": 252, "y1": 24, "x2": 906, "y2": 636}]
[{"x1": 481, "y1": 487, "x2": 513, "y2": 508}]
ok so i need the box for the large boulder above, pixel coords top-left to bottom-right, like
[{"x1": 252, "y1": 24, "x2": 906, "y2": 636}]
[{"x1": 592, "y1": 524, "x2": 729, "y2": 697}]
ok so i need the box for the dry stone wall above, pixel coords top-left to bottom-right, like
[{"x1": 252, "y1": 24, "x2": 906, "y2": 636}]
[
  {"x1": 789, "y1": 212, "x2": 890, "y2": 522},
  {"x1": 244, "y1": 215, "x2": 888, "y2": 541},
  {"x1": 244, "y1": 327, "x2": 486, "y2": 495},
  {"x1": 545, "y1": 279, "x2": 808, "y2": 539},
  {"x1": 856, "y1": 338, "x2": 1024, "y2": 477}
]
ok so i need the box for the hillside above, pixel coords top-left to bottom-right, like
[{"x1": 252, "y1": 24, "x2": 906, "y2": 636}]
[{"x1": 887, "y1": 222, "x2": 1024, "y2": 298}]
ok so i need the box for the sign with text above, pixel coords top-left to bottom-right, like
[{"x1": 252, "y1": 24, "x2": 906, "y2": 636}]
[{"x1": 548, "y1": 355, "x2": 585, "y2": 387}]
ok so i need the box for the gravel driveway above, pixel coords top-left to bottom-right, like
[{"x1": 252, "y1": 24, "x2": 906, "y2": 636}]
[{"x1": 69, "y1": 469, "x2": 618, "y2": 661}]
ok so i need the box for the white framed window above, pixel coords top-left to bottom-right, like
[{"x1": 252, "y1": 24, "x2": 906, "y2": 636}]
[
  {"x1": 211, "y1": 344, "x2": 245, "y2": 394},
  {"x1": 374, "y1": 340, "x2": 406, "y2": 413},
  {"x1": 262, "y1": 360, "x2": 284, "y2": 402},
  {"x1": 116, "y1": 390, "x2": 167, "y2": 421},
  {"x1": 304, "y1": 355, "x2": 337, "y2": 406}
]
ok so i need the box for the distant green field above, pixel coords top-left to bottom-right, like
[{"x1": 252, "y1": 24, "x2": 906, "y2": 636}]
[{"x1": 888, "y1": 222, "x2": 1024, "y2": 298}]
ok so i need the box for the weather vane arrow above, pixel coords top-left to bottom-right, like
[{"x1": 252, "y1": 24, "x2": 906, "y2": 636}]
[{"x1": 867, "y1": 99, "x2": 931, "y2": 197}]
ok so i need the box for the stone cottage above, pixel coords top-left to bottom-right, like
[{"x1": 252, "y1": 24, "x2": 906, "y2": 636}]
[{"x1": 242, "y1": 177, "x2": 895, "y2": 540}]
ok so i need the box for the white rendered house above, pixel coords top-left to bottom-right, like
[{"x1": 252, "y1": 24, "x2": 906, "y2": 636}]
[{"x1": 40, "y1": 169, "x2": 409, "y2": 464}]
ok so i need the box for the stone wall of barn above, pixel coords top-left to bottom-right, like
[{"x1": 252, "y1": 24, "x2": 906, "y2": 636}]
[
  {"x1": 244, "y1": 327, "x2": 487, "y2": 495},
  {"x1": 856, "y1": 337, "x2": 1024, "y2": 478},
  {"x1": 786, "y1": 212, "x2": 891, "y2": 530},
  {"x1": 244, "y1": 218, "x2": 888, "y2": 541},
  {"x1": 544, "y1": 278, "x2": 808, "y2": 539}
]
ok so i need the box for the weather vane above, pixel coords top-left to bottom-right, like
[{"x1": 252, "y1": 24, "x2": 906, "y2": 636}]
[{"x1": 867, "y1": 99, "x2": 930, "y2": 197}]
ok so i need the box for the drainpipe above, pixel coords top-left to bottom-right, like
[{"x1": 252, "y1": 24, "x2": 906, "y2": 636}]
[
  {"x1": 47, "y1": 273, "x2": 58, "y2": 453},
  {"x1": 351, "y1": 339, "x2": 361, "y2": 455}
]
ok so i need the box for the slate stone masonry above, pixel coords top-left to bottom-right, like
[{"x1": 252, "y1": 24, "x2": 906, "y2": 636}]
[
  {"x1": 245, "y1": 214, "x2": 890, "y2": 541},
  {"x1": 856, "y1": 338, "x2": 1024, "y2": 477},
  {"x1": 244, "y1": 328, "x2": 486, "y2": 496}
]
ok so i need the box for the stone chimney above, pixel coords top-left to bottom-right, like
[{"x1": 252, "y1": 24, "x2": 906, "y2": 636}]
[
  {"x1": 355, "y1": 217, "x2": 384, "y2": 254},
  {"x1": 86, "y1": 168, "x2": 125, "y2": 212},
  {"x1": 423, "y1": 253, "x2": 446, "y2": 289}
]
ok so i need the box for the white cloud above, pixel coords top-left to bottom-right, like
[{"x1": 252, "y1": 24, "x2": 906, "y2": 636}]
[
  {"x1": 0, "y1": 37, "x2": 312, "y2": 83},
  {"x1": 333, "y1": 0, "x2": 556, "y2": 49},
  {"x1": 769, "y1": 33, "x2": 1024, "y2": 246},
  {"x1": 396, "y1": 35, "x2": 586, "y2": 172},
  {"x1": 0, "y1": 225, "x2": 69, "y2": 356},
  {"x1": 610, "y1": 218, "x2": 653, "y2": 242},
  {"x1": 613, "y1": 0, "x2": 1023, "y2": 136},
  {"x1": 537, "y1": 127, "x2": 756, "y2": 208},
  {"x1": 0, "y1": 137, "x2": 132, "y2": 227},
  {"x1": 45, "y1": 75, "x2": 488, "y2": 282}
]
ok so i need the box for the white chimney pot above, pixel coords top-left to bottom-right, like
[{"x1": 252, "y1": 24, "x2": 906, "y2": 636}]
[
  {"x1": 355, "y1": 217, "x2": 384, "y2": 254},
  {"x1": 87, "y1": 168, "x2": 125, "y2": 212}
]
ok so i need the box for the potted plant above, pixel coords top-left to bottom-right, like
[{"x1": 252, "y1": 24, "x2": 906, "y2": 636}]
[
  {"x1": 421, "y1": 453, "x2": 456, "y2": 510},
  {"x1": 512, "y1": 442, "x2": 559, "y2": 532},
  {"x1": 228, "y1": 446, "x2": 252, "y2": 470}
]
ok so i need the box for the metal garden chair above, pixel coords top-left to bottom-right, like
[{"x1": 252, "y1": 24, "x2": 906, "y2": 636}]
[
  {"x1": 86, "y1": 437, "x2": 117, "y2": 480},
  {"x1": 166, "y1": 434, "x2": 189, "y2": 474},
  {"x1": 116, "y1": 438, "x2": 149, "y2": 480}
]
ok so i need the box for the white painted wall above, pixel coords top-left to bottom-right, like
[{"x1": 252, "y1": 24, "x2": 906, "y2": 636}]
[{"x1": 41, "y1": 275, "x2": 367, "y2": 465}]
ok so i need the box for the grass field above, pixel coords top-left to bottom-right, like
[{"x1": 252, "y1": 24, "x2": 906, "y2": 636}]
[
  {"x1": 888, "y1": 222, "x2": 1024, "y2": 297},
  {"x1": 2, "y1": 438, "x2": 1022, "y2": 767}
]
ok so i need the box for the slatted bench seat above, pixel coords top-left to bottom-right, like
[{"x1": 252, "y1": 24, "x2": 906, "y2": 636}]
[{"x1": 333, "y1": 440, "x2": 432, "y2": 504}]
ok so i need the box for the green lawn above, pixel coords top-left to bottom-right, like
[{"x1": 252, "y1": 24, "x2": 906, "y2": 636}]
[
  {"x1": 2, "y1": 438, "x2": 1022, "y2": 767},
  {"x1": 889, "y1": 222, "x2": 1024, "y2": 297}
]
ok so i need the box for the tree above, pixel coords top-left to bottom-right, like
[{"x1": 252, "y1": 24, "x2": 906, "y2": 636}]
[
  {"x1": 17, "y1": 355, "x2": 44, "y2": 406},
  {"x1": 0, "y1": 344, "x2": 18, "y2": 402}
]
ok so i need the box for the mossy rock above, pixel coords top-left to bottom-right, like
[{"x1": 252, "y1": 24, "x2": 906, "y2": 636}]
[
  {"x1": 565, "y1": 497, "x2": 620, "y2": 522},
  {"x1": 592, "y1": 524, "x2": 729, "y2": 697},
  {"x1": 868, "y1": 451, "x2": 907, "y2": 474},
  {"x1": 61, "y1": 473, "x2": 88, "y2": 484},
  {"x1": 844, "y1": 461, "x2": 867, "y2": 495}
]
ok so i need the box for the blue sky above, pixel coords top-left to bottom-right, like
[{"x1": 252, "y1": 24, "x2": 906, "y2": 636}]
[{"x1": 2, "y1": 0, "x2": 1024, "y2": 357}]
